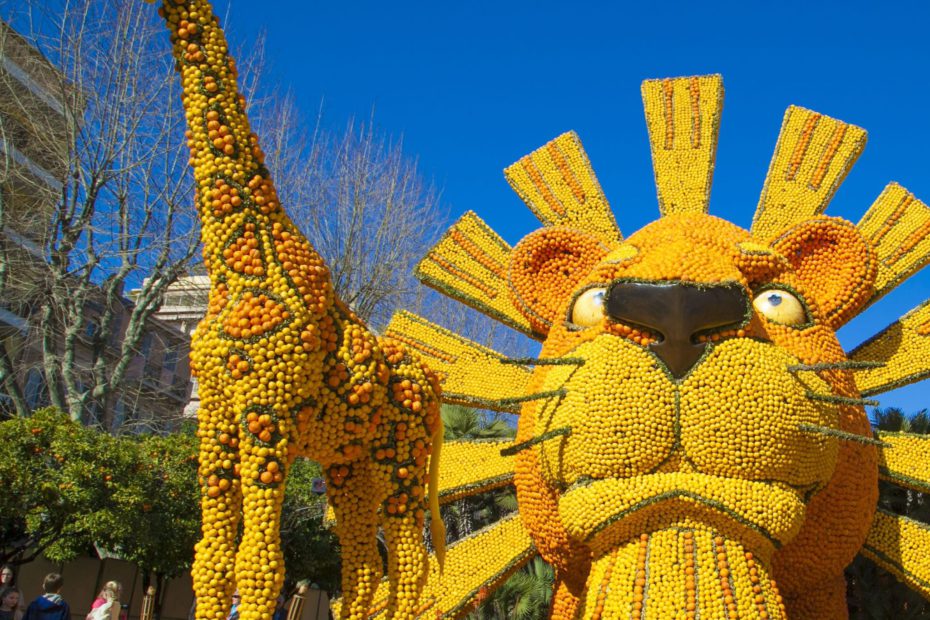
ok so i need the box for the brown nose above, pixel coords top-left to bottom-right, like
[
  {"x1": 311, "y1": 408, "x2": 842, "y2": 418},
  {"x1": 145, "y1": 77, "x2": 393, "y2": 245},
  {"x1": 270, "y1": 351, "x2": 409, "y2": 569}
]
[{"x1": 605, "y1": 281, "x2": 748, "y2": 379}]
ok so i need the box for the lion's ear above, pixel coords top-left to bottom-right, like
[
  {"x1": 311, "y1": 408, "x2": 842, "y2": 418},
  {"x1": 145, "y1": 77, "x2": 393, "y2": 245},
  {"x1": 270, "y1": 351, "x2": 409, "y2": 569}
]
[
  {"x1": 770, "y1": 217, "x2": 877, "y2": 329},
  {"x1": 508, "y1": 227, "x2": 609, "y2": 336}
]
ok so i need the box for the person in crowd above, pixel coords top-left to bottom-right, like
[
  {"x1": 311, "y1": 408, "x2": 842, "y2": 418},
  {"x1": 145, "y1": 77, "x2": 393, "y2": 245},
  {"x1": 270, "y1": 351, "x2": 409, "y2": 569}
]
[
  {"x1": 226, "y1": 591, "x2": 240, "y2": 620},
  {"x1": 86, "y1": 582, "x2": 121, "y2": 620},
  {"x1": 22, "y1": 574, "x2": 69, "y2": 620},
  {"x1": 0, "y1": 586, "x2": 23, "y2": 620},
  {"x1": 1, "y1": 569, "x2": 22, "y2": 620}
]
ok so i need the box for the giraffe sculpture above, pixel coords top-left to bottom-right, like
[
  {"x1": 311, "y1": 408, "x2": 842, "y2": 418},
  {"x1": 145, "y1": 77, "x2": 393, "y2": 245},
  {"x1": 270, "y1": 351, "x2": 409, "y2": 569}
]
[{"x1": 147, "y1": 1, "x2": 445, "y2": 619}]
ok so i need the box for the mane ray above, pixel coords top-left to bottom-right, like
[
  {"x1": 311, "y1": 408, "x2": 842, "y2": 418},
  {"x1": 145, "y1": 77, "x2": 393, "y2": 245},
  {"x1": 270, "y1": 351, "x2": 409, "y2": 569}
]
[
  {"x1": 875, "y1": 431, "x2": 930, "y2": 494},
  {"x1": 415, "y1": 212, "x2": 542, "y2": 339},
  {"x1": 384, "y1": 311, "x2": 532, "y2": 414},
  {"x1": 751, "y1": 106, "x2": 866, "y2": 240},
  {"x1": 437, "y1": 440, "x2": 518, "y2": 503},
  {"x1": 503, "y1": 131, "x2": 621, "y2": 244},
  {"x1": 641, "y1": 74, "x2": 724, "y2": 216},
  {"x1": 861, "y1": 509, "x2": 930, "y2": 600},
  {"x1": 847, "y1": 298, "x2": 930, "y2": 396},
  {"x1": 856, "y1": 183, "x2": 930, "y2": 305}
]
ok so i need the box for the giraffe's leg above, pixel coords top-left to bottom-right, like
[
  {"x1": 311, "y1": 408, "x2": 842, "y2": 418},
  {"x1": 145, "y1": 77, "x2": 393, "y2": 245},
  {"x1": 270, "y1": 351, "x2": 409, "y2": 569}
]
[
  {"x1": 192, "y1": 389, "x2": 242, "y2": 620},
  {"x1": 329, "y1": 459, "x2": 384, "y2": 620},
  {"x1": 373, "y1": 345, "x2": 442, "y2": 619},
  {"x1": 381, "y1": 496, "x2": 429, "y2": 619},
  {"x1": 235, "y1": 428, "x2": 289, "y2": 620}
]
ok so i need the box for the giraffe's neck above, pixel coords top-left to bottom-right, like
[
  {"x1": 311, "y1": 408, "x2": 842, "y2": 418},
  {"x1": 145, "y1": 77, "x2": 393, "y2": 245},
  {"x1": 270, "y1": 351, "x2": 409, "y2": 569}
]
[
  {"x1": 161, "y1": 0, "x2": 321, "y2": 282},
  {"x1": 579, "y1": 527, "x2": 787, "y2": 620}
]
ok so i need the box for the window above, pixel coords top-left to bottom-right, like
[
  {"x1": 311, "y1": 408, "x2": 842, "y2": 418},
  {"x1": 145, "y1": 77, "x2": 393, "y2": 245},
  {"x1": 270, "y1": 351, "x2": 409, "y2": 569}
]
[
  {"x1": 74, "y1": 379, "x2": 100, "y2": 426},
  {"x1": 85, "y1": 399, "x2": 103, "y2": 426},
  {"x1": 163, "y1": 348, "x2": 178, "y2": 377},
  {"x1": 0, "y1": 391, "x2": 13, "y2": 417},
  {"x1": 112, "y1": 397, "x2": 132, "y2": 430},
  {"x1": 24, "y1": 368, "x2": 49, "y2": 411},
  {"x1": 172, "y1": 380, "x2": 189, "y2": 398},
  {"x1": 84, "y1": 319, "x2": 99, "y2": 340},
  {"x1": 140, "y1": 333, "x2": 162, "y2": 379},
  {"x1": 139, "y1": 333, "x2": 154, "y2": 358},
  {"x1": 108, "y1": 317, "x2": 123, "y2": 348}
]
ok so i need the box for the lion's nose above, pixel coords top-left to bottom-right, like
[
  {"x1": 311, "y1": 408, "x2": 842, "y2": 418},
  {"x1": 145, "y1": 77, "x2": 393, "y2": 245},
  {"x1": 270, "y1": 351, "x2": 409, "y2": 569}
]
[{"x1": 605, "y1": 281, "x2": 748, "y2": 379}]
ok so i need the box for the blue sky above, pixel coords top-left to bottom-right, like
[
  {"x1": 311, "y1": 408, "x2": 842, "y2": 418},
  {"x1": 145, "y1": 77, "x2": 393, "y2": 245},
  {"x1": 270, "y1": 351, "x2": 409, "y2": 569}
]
[{"x1": 217, "y1": 1, "x2": 930, "y2": 412}]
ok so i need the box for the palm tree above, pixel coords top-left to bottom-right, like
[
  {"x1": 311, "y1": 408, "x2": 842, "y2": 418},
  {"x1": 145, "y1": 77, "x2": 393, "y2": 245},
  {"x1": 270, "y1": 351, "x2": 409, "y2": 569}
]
[
  {"x1": 871, "y1": 406, "x2": 908, "y2": 431},
  {"x1": 846, "y1": 407, "x2": 930, "y2": 618},
  {"x1": 905, "y1": 409, "x2": 930, "y2": 434},
  {"x1": 439, "y1": 405, "x2": 517, "y2": 542},
  {"x1": 468, "y1": 557, "x2": 554, "y2": 620},
  {"x1": 442, "y1": 404, "x2": 516, "y2": 441}
]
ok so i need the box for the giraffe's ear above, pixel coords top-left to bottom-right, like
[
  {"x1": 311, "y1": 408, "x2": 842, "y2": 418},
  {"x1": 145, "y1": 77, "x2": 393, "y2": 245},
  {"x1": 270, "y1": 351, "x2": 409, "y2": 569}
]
[
  {"x1": 508, "y1": 227, "x2": 609, "y2": 336},
  {"x1": 770, "y1": 217, "x2": 877, "y2": 329}
]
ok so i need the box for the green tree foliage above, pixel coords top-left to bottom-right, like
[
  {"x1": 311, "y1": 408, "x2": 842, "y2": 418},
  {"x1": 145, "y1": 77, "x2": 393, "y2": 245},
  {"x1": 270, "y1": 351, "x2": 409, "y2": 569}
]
[
  {"x1": 468, "y1": 557, "x2": 554, "y2": 620},
  {"x1": 0, "y1": 408, "x2": 126, "y2": 563},
  {"x1": 280, "y1": 458, "x2": 341, "y2": 593},
  {"x1": 846, "y1": 408, "x2": 930, "y2": 619},
  {"x1": 0, "y1": 408, "x2": 199, "y2": 576},
  {"x1": 441, "y1": 404, "x2": 514, "y2": 441},
  {"x1": 0, "y1": 410, "x2": 341, "y2": 593},
  {"x1": 107, "y1": 433, "x2": 201, "y2": 578}
]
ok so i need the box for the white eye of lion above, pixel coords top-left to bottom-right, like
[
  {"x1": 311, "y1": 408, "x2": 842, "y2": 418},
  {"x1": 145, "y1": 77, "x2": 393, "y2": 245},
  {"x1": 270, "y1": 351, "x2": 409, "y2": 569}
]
[
  {"x1": 752, "y1": 289, "x2": 807, "y2": 326},
  {"x1": 570, "y1": 288, "x2": 606, "y2": 327}
]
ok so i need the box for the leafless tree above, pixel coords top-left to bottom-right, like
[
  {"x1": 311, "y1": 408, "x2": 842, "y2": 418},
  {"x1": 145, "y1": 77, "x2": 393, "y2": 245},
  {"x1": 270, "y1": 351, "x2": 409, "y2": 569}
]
[
  {"x1": 248, "y1": 87, "x2": 446, "y2": 329},
  {"x1": 245, "y1": 64, "x2": 542, "y2": 367},
  {"x1": 0, "y1": 0, "x2": 199, "y2": 421},
  {"x1": 249, "y1": 86, "x2": 533, "y2": 355}
]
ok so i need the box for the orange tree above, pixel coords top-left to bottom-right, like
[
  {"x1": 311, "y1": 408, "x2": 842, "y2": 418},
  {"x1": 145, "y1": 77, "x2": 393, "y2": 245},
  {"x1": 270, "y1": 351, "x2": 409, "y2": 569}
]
[
  {"x1": 106, "y1": 432, "x2": 201, "y2": 582},
  {"x1": 1, "y1": 409, "x2": 339, "y2": 593},
  {"x1": 0, "y1": 409, "x2": 199, "y2": 576},
  {"x1": 0, "y1": 408, "x2": 131, "y2": 564}
]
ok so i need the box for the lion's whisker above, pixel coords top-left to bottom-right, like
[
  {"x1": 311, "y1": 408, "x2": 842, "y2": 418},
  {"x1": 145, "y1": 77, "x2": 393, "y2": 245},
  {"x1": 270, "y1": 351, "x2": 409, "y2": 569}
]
[
  {"x1": 492, "y1": 389, "x2": 568, "y2": 408},
  {"x1": 804, "y1": 391, "x2": 880, "y2": 407},
  {"x1": 500, "y1": 426, "x2": 573, "y2": 456},
  {"x1": 788, "y1": 361, "x2": 885, "y2": 372},
  {"x1": 501, "y1": 357, "x2": 586, "y2": 367},
  {"x1": 798, "y1": 423, "x2": 891, "y2": 448}
]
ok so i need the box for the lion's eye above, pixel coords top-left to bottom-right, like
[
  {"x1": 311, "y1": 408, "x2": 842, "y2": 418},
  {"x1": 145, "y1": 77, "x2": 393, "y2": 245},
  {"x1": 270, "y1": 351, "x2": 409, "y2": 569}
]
[
  {"x1": 752, "y1": 289, "x2": 808, "y2": 326},
  {"x1": 570, "y1": 288, "x2": 607, "y2": 327}
]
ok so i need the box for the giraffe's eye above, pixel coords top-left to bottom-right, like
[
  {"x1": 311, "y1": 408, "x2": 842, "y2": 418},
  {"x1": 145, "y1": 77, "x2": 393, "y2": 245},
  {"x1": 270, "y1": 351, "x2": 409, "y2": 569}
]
[
  {"x1": 752, "y1": 288, "x2": 808, "y2": 326},
  {"x1": 570, "y1": 288, "x2": 607, "y2": 327}
]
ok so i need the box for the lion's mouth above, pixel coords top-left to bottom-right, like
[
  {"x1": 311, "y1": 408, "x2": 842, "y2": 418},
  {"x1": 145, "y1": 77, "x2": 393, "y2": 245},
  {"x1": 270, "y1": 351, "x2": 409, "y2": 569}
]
[{"x1": 558, "y1": 473, "x2": 807, "y2": 557}]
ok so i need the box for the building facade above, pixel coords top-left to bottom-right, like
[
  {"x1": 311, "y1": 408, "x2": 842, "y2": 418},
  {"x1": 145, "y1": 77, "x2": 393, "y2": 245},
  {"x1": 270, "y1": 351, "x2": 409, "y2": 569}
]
[
  {"x1": 0, "y1": 20, "x2": 192, "y2": 432},
  {"x1": 142, "y1": 274, "x2": 209, "y2": 419}
]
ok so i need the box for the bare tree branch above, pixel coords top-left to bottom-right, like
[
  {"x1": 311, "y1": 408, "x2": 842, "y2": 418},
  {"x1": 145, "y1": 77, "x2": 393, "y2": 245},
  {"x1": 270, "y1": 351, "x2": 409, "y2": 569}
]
[{"x1": 0, "y1": 0, "x2": 198, "y2": 422}]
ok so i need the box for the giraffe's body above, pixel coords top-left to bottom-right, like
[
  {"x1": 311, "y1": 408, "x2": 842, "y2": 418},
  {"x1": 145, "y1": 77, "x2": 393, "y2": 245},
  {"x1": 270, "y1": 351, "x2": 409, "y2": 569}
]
[{"x1": 151, "y1": 2, "x2": 443, "y2": 619}]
